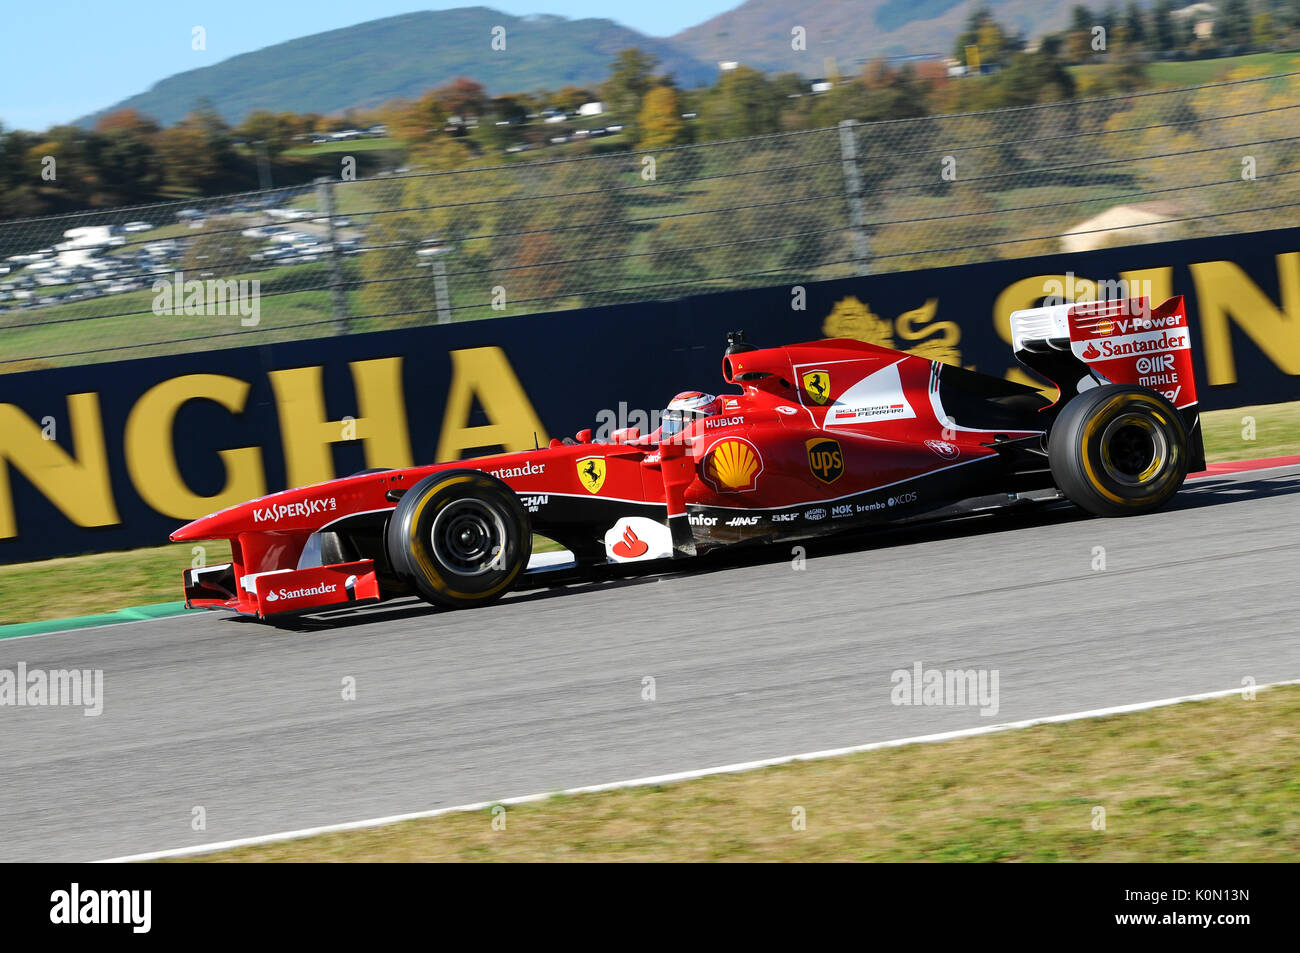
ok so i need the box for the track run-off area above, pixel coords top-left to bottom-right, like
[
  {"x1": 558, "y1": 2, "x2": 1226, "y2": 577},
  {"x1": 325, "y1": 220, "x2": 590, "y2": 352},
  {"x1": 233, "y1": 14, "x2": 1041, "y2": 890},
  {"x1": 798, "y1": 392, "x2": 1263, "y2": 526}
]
[{"x1": 2, "y1": 463, "x2": 1298, "y2": 862}]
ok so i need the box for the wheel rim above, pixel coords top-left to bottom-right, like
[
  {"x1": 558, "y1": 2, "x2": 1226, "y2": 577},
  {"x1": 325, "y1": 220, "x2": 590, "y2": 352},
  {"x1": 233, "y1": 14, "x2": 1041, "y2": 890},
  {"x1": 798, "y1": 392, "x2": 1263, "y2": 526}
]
[
  {"x1": 430, "y1": 499, "x2": 507, "y2": 576},
  {"x1": 1099, "y1": 413, "x2": 1168, "y2": 487}
]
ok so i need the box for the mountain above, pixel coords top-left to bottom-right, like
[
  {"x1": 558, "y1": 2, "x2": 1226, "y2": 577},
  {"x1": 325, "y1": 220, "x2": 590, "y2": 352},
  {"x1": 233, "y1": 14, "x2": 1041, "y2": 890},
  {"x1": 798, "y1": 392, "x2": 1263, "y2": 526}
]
[
  {"x1": 80, "y1": 8, "x2": 716, "y2": 127},
  {"x1": 82, "y1": 1, "x2": 1097, "y2": 128},
  {"x1": 671, "y1": 0, "x2": 1083, "y2": 74}
]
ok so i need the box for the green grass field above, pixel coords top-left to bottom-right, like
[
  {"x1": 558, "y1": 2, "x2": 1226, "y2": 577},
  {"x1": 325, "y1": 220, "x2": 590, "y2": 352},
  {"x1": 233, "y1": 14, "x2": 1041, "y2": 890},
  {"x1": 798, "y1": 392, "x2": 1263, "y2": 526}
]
[
  {"x1": 1071, "y1": 51, "x2": 1300, "y2": 88},
  {"x1": 1199, "y1": 400, "x2": 1300, "y2": 461},
  {"x1": 284, "y1": 137, "x2": 404, "y2": 157},
  {"x1": 185, "y1": 682, "x2": 1300, "y2": 861},
  {"x1": 0, "y1": 541, "x2": 231, "y2": 626},
  {"x1": 0, "y1": 536, "x2": 562, "y2": 625}
]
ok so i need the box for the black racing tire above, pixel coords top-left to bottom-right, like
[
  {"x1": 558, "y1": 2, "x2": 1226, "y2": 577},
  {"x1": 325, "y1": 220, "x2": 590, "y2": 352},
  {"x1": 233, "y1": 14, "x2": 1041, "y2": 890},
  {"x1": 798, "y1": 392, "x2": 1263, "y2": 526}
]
[
  {"x1": 385, "y1": 469, "x2": 531, "y2": 609},
  {"x1": 1048, "y1": 384, "x2": 1189, "y2": 518}
]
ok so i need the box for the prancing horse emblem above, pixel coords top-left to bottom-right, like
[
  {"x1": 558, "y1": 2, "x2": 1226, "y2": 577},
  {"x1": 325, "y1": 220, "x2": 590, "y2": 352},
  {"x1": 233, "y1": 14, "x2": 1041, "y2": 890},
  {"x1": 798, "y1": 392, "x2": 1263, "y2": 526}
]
[
  {"x1": 577, "y1": 456, "x2": 606, "y2": 494},
  {"x1": 802, "y1": 369, "x2": 831, "y2": 405}
]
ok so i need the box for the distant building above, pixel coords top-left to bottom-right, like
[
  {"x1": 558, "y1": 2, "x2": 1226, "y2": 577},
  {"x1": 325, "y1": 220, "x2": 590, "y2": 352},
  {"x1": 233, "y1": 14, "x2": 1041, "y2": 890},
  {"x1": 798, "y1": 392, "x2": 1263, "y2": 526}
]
[
  {"x1": 1172, "y1": 2, "x2": 1217, "y2": 20},
  {"x1": 1171, "y1": 2, "x2": 1218, "y2": 37},
  {"x1": 719, "y1": 61, "x2": 739, "y2": 72},
  {"x1": 1060, "y1": 203, "x2": 1179, "y2": 254}
]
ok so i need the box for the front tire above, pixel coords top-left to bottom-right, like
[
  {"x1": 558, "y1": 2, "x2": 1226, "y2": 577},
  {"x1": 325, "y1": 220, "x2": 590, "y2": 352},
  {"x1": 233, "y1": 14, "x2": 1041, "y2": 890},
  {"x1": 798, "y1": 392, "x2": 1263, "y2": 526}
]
[
  {"x1": 1048, "y1": 385, "x2": 1188, "y2": 517},
  {"x1": 385, "y1": 470, "x2": 531, "y2": 609}
]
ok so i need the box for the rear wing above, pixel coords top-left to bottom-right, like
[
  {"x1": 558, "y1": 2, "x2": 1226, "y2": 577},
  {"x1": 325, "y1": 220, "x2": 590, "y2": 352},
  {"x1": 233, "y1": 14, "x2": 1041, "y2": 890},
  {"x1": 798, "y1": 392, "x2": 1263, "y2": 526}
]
[{"x1": 1011, "y1": 295, "x2": 1204, "y2": 469}]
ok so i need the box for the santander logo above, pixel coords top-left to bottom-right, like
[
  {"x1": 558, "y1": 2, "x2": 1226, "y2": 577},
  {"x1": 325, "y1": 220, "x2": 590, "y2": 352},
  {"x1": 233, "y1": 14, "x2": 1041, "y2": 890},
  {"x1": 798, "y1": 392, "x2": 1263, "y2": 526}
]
[
  {"x1": 611, "y1": 525, "x2": 649, "y2": 559},
  {"x1": 264, "y1": 582, "x2": 337, "y2": 603},
  {"x1": 1081, "y1": 342, "x2": 1101, "y2": 359}
]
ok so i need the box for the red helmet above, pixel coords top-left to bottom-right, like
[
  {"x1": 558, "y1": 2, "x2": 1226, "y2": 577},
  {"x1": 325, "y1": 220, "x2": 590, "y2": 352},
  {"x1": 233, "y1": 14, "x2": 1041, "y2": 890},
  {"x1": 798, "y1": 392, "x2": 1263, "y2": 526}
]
[{"x1": 661, "y1": 391, "x2": 721, "y2": 438}]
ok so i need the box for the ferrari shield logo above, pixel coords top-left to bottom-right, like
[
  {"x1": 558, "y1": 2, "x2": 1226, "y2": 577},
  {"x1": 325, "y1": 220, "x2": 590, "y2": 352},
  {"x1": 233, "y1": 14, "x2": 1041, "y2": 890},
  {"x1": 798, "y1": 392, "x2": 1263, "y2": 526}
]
[
  {"x1": 577, "y1": 456, "x2": 606, "y2": 494},
  {"x1": 802, "y1": 369, "x2": 831, "y2": 405}
]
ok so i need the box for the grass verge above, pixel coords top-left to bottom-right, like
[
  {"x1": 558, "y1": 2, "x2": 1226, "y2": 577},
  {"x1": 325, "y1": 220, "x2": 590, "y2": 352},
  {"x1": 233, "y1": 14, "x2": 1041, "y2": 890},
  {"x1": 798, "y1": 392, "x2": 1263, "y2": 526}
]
[
  {"x1": 1198, "y1": 400, "x2": 1300, "y2": 462},
  {"x1": 0, "y1": 541, "x2": 231, "y2": 625},
  {"x1": 3, "y1": 536, "x2": 563, "y2": 625},
  {"x1": 183, "y1": 684, "x2": 1300, "y2": 861},
  {"x1": 3, "y1": 401, "x2": 1295, "y2": 626}
]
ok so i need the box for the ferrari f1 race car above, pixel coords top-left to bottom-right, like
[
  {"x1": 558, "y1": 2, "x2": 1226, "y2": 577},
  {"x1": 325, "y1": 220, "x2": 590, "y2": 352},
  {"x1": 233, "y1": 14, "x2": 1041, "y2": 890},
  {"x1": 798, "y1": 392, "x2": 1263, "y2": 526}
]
[{"x1": 173, "y1": 294, "x2": 1203, "y2": 621}]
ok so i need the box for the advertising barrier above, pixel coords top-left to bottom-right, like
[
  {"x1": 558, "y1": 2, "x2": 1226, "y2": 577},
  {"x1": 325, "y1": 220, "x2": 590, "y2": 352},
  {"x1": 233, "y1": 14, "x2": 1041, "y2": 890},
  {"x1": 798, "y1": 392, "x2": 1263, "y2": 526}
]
[{"x1": 3, "y1": 227, "x2": 1298, "y2": 562}]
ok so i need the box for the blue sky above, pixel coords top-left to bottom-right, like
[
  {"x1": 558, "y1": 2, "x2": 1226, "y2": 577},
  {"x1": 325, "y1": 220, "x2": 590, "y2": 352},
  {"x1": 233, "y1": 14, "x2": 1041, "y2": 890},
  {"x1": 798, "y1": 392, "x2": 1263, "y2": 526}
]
[{"x1": 0, "y1": 1, "x2": 735, "y2": 131}]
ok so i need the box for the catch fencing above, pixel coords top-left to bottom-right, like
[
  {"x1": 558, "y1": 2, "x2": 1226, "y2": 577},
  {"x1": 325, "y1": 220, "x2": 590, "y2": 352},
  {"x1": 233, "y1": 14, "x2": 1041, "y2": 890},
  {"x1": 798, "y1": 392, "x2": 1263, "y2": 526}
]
[{"x1": 2, "y1": 69, "x2": 1299, "y2": 370}]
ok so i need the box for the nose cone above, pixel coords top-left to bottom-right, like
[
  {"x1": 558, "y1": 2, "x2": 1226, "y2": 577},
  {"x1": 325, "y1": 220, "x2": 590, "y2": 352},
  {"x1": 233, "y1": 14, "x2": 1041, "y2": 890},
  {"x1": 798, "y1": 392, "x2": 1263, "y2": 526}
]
[
  {"x1": 170, "y1": 497, "x2": 261, "y2": 542},
  {"x1": 171, "y1": 510, "x2": 235, "y2": 542}
]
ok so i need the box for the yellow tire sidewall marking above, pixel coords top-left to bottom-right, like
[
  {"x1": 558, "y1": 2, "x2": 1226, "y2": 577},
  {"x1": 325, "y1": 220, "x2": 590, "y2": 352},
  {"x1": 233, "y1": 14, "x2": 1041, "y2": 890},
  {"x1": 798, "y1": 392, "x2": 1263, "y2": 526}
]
[{"x1": 406, "y1": 475, "x2": 521, "y2": 602}]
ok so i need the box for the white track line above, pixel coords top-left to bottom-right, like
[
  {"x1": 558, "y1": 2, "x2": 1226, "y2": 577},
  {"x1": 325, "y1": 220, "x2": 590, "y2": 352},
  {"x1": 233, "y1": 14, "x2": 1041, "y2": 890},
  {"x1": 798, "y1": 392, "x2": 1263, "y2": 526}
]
[{"x1": 96, "y1": 677, "x2": 1300, "y2": 863}]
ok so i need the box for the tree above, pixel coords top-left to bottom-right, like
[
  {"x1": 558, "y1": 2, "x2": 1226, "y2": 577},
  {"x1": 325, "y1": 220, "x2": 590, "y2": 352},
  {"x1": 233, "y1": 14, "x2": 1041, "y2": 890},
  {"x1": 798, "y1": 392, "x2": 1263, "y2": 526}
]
[
  {"x1": 435, "y1": 78, "x2": 489, "y2": 120},
  {"x1": 552, "y1": 86, "x2": 595, "y2": 112},
  {"x1": 1152, "y1": 0, "x2": 1176, "y2": 51},
  {"x1": 1122, "y1": 1, "x2": 1147, "y2": 48},
  {"x1": 93, "y1": 108, "x2": 160, "y2": 138},
  {"x1": 600, "y1": 48, "x2": 659, "y2": 117},
  {"x1": 1254, "y1": 11, "x2": 1275, "y2": 46},
  {"x1": 87, "y1": 126, "x2": 163, "y2": 204},
  {"x1": 182, "y1": 227, "x2": 261, "y2": 277},
  {"x1": 971, "y1": 51, "x2": 1077, "y2": 108},
  {"x1": 155, "y1": 107, "x2": 238, "y2": 193},
  {"x1": 810, "y1": 63, "x2": 931, "y2": 126},
  {"x1": 380, "y1": 91, "x2": 449, "y2": 143},
  {"x1": 698, "y1": 67, "x2": 780, "y2": 139},
  {"x1": 1284, "y1": 0, "x2": 1300, "y2": 34},
  {"x1": 637, "y1": 85, "x2": 688, "y2": 148},
  {"x1": 953, "y1": 6, "x2": 1021, "y2": 65},
  {"x1": 238, "y1": 110, "x2": 294, "y2": 157},
  {"x1": 89, "y1": 109, "x2": 163, "y2": 204},
  {"x1": 1219, "y1": 0, "x2": 1253, "y2": 46}
]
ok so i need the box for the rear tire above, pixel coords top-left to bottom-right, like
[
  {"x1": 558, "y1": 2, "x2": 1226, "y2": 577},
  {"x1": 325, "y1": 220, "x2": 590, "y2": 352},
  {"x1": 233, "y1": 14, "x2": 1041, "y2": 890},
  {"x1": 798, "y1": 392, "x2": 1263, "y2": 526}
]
[
  {"x1": 1048, "y1": 385, "x2": 1188, "y2": 517},
  {"x1": 385, "y1": 469, "x2": 531, "y2": 609}
]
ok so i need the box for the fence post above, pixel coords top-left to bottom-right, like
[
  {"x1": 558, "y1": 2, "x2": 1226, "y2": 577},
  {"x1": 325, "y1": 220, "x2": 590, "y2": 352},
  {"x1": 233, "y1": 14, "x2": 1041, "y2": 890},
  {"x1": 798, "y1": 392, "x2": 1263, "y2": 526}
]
[
  {"x1": 838, "y1": 119, "x2": 871, "y2": 276},
  {"x1": 432, "y1": 252, "x2": 451, "y2": 324},
  {"x1": 316, "y1": 177, "x2": 349, "y2": 333}
]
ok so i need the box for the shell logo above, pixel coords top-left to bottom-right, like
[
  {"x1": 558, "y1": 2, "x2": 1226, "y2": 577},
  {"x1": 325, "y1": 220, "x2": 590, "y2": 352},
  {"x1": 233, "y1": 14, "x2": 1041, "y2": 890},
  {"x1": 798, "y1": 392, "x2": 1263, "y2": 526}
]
[
  {"x1": 704, "y1": 438, "x2": 763, "y2": 492},
  {"x1": 1096, "y1": 319, "x2": 1115, "y2": 335}
]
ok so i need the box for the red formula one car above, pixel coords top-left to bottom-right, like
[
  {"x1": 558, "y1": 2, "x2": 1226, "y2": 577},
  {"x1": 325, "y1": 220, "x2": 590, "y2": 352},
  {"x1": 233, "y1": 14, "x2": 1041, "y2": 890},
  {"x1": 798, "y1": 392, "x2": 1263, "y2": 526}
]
[{"x1": 173, "y1": 295, "x2": 1203, "y2": 621}]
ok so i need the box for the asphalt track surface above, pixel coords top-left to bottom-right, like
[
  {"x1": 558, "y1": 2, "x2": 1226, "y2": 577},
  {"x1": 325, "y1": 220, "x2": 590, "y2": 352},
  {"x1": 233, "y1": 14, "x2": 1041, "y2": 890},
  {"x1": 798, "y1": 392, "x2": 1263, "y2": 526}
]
[{"x1": 4, "y1": 465, "x2": 1299, "y2": 862}]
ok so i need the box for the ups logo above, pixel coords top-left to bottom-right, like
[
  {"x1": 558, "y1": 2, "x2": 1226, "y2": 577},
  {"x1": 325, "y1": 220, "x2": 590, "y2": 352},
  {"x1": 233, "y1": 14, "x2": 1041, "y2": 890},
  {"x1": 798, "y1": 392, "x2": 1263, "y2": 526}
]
[{"x1": 806, "y1": 438, "x2": 844, "y2": 484}]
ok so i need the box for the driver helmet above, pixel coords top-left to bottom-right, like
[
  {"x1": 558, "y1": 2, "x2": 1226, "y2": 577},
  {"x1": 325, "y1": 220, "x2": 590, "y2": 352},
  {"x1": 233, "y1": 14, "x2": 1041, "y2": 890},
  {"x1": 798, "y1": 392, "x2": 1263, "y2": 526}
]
[{"x1": 660, "y1": 391, "x2": 722, "y2": 438}]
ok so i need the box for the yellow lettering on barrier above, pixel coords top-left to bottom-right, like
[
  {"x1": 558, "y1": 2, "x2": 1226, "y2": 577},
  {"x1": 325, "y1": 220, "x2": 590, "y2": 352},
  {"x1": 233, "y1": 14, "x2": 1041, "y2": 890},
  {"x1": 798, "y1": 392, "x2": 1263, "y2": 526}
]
[
  {"x1": 436, "y1": 347, "x2": 548, "y2": 461},
  {"x1": 1190, "y1": 254, "x2": 1300, "y2": 386},
  {"x1": 269, "y1": 357, "x2": 413, "y2": 487},
  {"x1": 0, "y1": 392, "x2": 119, "y2": 539},
  {"x1": 1119, "y1": 266, "x2": 1173, "y2": 307},
  {"x1": 124, "y1": 374, "x2": 265, "y2": 519}
]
